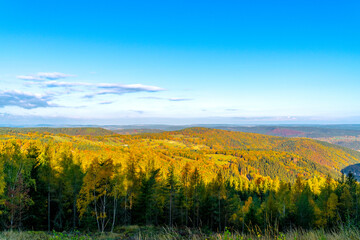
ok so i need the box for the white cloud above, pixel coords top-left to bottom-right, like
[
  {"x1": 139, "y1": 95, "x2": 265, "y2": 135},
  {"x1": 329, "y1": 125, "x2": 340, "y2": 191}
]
[
  {"x1": 37, "y1": 72, "x2": 75, "y2": 80},
  {"x1": 17, "y1": 75, "x2": 41, "y2": 80},
  {"x1": 99, "y1": 101, "x2": 113, "y2": 105},
  {"x1": 98, "y1": 83, "x2": 164, "y2": 92},
  {"x1": 0, "y1": 90, "x2": 55, "y2": 109},
  {"x1": 139, "y1": 97, "x2": 192, "y2": 102},
  {"x1": 25, "y1": 78, "x2": 164, "y2": 97},
  {"x1": 168, "y1": 98, "x2": 192, "y2": 102},
  {"x1": 41, "y1": 81, "x2": 89, "y2": 88},
  {"x1": 17, "y1": 72, "x2": 75, "y2": 81}
]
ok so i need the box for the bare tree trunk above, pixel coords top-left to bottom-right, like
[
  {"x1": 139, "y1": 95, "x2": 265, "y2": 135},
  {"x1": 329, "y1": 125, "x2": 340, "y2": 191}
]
[
  {"x1": 111, "y1": 197, "x2": 117, "y2": 232},
  {"x1": 101, "y1": 194, "x2": 106, "y2": 233},
  {"x1": 73, "y1": 196, "x2": 77, "y2": 230},
  {"x1": 10, "y1": 192, "x2": 14, "y2": 230},
  {"x1": 193, "y1": 203, "x2": 195, "y2": 227},
  {"x1": 93, "y1": 190, "x2": 100, "y2": 232},
  {"x1": 129, "y1": 193, "x2": 132, "y2": 224},
  {"x1": 185, "y1": 195, "x2": 188, "y2": 226},
  {"x1": 218, "y1": 194, "x2": 221, "y2": 231},
  {"x1": 169, "y1": 193, "x2": 172, "y2": 226},
  {"x1": 19, "y1": 194, "x2": 22, "y2": 230},
  {"x1": 124, "y1": 195, "x2": 127, "y2": 225},
  {"x1": 48, "y1": 187, "x2": 51, "y2": 232}
]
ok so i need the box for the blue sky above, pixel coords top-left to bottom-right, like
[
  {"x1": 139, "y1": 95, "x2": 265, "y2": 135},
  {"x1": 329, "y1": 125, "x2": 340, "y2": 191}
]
[{"x1": 0, "y1": 1, "x2": 360, "y2": 125}]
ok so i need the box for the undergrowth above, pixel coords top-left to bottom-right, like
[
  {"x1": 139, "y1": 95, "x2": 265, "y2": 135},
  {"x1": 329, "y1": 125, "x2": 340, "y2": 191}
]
[{"x1": 0, "y1": 226, "x2": 359, "y2": 240}]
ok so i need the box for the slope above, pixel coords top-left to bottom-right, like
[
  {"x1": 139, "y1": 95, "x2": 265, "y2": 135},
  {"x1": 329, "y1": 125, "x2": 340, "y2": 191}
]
[
  {"x1": 1, "y1": 127, "x2": 359, "y2": 182},
  {"x1": 127, "y1": 127, "x2": 360, "y2": 180}
]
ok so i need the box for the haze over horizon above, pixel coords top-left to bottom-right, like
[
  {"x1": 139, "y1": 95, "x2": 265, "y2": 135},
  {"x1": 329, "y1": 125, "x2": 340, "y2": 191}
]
[{"x1": 1, "y1": 1, "x2": 360, "y2": 125}]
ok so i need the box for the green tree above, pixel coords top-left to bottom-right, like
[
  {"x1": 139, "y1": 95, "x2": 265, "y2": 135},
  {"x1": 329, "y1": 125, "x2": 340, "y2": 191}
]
[
  {"x1": 59, "y1": 152, "x2": 84, "y2": 230},
  {"x1": 295, "y1": 185, "x2": 314, "y2": 229},
  {"x1": 165, "y1": 164, "x2": 178, "y2": 227},
  {"x1": 77, "y1": 157, "x2": 113, "y2": 232},
  {"x1": 135, "y1": 168, "x2": 160, "y2": 225}
]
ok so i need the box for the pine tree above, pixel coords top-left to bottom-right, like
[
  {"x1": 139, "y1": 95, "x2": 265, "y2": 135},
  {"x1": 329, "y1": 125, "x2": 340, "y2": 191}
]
[
  {"x1": 180, "y1": 162, "x2": 191, "y2": 226},
  {"x1": 135, "y1": 168, "x2": 160, "y2": 225},
  {"x1": 165, "y1": 164, "x2": 177, "y2": 227},
  {"x1": 339, "y1": 185, "x2": 353, "y2": 225},
  {"x1": 295, "y1": 185, "x2": 314, "y2": 229},
  {"x1": 60, "y1": 153, "x2": 84, "y2": 230}
]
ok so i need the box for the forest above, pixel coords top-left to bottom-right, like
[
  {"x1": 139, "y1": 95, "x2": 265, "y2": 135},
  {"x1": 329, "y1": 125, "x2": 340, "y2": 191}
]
[{"x1": 0, "y1": 128, "x2": 360, "y2": 239}]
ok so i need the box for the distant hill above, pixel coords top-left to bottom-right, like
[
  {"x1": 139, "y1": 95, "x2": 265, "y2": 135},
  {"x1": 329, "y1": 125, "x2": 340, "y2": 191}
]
[
  {"x1": 104, "y1": 124, "x2": 360, "y2": 139},
  {"x1": 112, "y1": 128, "x2": 164, "y2": 135},
  {"x1": 125, "y1": 127, "x2": 360, "y2": 180},
  {"x1": 213, "y1": 125, "x2": 360, "y2": 138},
  {"x1": 0, "y1": 127, "x2": 115, "y2": 136},
  {"x1": 316, "y1": 136, "x2": 360, "y2": 151},
  {"x1": 201, "y1": 125, "x2": 360, "y2": 151}
]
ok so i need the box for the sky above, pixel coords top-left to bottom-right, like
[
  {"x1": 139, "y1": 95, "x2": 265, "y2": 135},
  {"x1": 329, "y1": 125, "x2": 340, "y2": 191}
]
[{"x1": 0, "y1": 1, "x2": 360, "y2": 125}]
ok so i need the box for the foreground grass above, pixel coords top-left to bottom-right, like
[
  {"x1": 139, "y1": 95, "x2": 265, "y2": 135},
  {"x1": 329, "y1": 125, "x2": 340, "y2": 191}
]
[{"x1": 1, "y1": 227, "x2": 360, "y2": 240}]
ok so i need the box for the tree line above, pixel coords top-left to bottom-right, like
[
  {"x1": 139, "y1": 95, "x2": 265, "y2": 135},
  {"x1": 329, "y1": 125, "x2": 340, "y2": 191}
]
[{"x1": 0, "y1": 139, "x2": 359, "y2": 234}]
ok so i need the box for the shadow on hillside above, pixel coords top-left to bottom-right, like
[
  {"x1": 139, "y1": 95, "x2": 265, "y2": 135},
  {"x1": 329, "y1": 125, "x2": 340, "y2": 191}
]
[{"x1": 341, "y1": 163, "x2": 360, "y2": 180}]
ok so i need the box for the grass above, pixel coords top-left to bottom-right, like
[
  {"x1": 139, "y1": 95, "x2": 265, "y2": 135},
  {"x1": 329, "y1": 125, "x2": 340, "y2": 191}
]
[
  {"x1": 0, "y1": 231, "x2": 120, "y2": 240},
  {"x1": 1, "y1": 227, "x2": 360, "y2": 240}
]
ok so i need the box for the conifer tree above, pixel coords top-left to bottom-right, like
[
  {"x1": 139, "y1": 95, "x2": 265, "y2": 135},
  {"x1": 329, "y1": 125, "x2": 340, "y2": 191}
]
[
  {"x1": 135, "y1": 168, "x2": 160, "y2": 225},
  {"x1": 165, "y1": 164, "x2": 177, "y2": 227}
]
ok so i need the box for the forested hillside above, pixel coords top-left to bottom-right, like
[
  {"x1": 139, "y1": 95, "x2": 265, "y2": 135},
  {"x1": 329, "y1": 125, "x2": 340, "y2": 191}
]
[
  {"x1": 0, "y1": 127, "x2": 359, "y2": 234},
  {"x1": 215, "y1": 125, "x2": 360, "y2": 138},
  {"x1": 317, "y1": 135, "x2": 360, "y2": 151},
  {"x1": 129, "y1": 127, "x2": 360, "y2": 180},
  {"x1": 211, "y1": 125, "x2": 360, "y2": 151},
  {"x1": 112, "y1": 128, "x2": 164, "y2": 135},
  {"x1": 0, "y1": 127, "x2": 115, "y2": 136}
]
